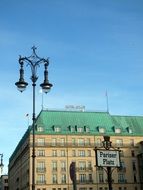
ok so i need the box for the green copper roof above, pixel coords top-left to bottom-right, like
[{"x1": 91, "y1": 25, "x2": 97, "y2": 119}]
[
  {"x1": 35, "y1": 110, "x2": 143, "y2": 136},
  {"x1": 9, "y1": 110, "x2": 143, "y2": 163}
]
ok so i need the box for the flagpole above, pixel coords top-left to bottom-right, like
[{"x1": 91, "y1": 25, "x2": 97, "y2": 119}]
[{"x1": 106, "y1": 91, "x2": 109, "y2": 113}]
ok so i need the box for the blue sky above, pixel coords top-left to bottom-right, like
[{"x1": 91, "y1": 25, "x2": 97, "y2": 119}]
[{"x1": 0, "y1": 0, "x2": 143, "y2": 173}]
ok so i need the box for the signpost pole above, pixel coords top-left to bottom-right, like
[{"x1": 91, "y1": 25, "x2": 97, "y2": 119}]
[
  {"x1": 94, "y1": 136, "x2": 120, "y2": 190},
  {"x1": 107, "y1": 167, "x2": 112, "y2": 190},
  {"x1": 69, "y1": 162, "x2": 77, "y2": 190}
]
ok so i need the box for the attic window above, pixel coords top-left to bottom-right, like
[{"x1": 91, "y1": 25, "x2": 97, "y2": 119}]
[
  {"x1": 77, "y1": 127, "x2": 83, "y2": 133},
  {"x1": 84, "y1": 126, "x2": 90, "y2": 132},
  {"x1": 115, "y1": 128, "x2": 121, "y2": 134},
  {"x1": 98, "y1": 127, "x2": 105, "y2": 133},
  {"x1": 127, "y1": 127, "x2": 133, "y2": 134},
  {"x1": 37, "y1": 126, "x2": 44, "y2": 132},
  {"x1": 54, "y1": 126, "x2": 61, "y2": 132},
  {"x1": 69, "y1": 126, "x2": 75, "y2": 132}
]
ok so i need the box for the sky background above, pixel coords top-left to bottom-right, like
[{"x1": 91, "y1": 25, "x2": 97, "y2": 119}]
[{"x1": 0, "y1": 0, "x2": 143, "y2": 173}]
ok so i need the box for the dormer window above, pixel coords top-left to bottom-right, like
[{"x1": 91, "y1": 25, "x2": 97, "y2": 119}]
[
  {"x1": 77, "y1": 127, "x2": 83, "y2": 133},
  {"x1": 127, "y1": 127, "x2": 133, "y2": 134},
  {"x1": 69, "y1": 126, "x2": 75, "y2": 132},
  {"x1": 37, "y1": 126, "x2": 44, "y2": 132},
  {"x1": 84, "y1": 126, "x2": 90, "y2": 132},
  {"x1": 54, "y1": 126, "x2": 61, "y2": 132},
  {"x1": 115, "y1": 128, "x2": 121, "y2": 134},
  {"x1": 98, "y1": 127, "x2": 105, "y2": 133}
]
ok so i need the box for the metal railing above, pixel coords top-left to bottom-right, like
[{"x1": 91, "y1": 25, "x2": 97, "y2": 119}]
[{"x1": 31, "y1": 142, "x2": 138, "y2": 148}]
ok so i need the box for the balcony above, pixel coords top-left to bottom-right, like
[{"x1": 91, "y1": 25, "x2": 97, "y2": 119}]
[
  {"x1": 36, "y1": 180, "x2": 46, "y2": 184},
  {"x1": 33, "y1": 142, "x2": 138, "y2": 148},
  {"x1": 118, "y1": 179, "x2": 127, "y2": 183},
  {"x1": 76, "y1": 167, "x2": 93, "y2": 172},
  {"x1": 52, "y1": 168, "x2": 57, "y2": 172},
  {"x1": 117, "y1": 167, "x2": 126, "y2": 172},
  {"x1": 61, "y1": 168, "x2": 66, "y2": 172},
  {"x1": 36, "y1": 167, "x2": 46, "y2": 173},
  {"x1": 76, "y1": 180, "x2": 93, "y2": 184}
]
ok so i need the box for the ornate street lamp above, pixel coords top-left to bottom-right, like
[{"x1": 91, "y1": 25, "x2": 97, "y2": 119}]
[
  {"x1": 15, "y1": 46, "x2": 53, "y2": 190},
  {"x1": 102, "y1": 136, "x2": 113, "y2": 190},
  {"x1": 0, "y1": 154, "x2": 4, "y2": 175}
]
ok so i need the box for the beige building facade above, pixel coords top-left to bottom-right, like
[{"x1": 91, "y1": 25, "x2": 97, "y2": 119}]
[{"x1": 8, "y1": 110, "x2": 143, "y2": 190}]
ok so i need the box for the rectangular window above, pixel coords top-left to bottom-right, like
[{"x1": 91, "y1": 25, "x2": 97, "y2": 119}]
[
  {"x1": 61, "y1": 150, "x2": 66, "y2": 157},
  {"x1": 37, "y1": 126, "x2": 44, "y2": 132},
  {"x1": 116, "y1": 139, "x2": 123, "y2": 147},
  {"x1": 77, "y1": 127, "x2": 83, "y2": 132},
  {"x1": 88, "y1": 174, "x2": 92, "y2": 182},
  {"x1": 37, "y1": 138, "x2": 45, "y2": 146},
  {"x1": 61, "y1": 138, "x2": 65, "y2": 146},
  {"x1": 54, "y1": 126, "x2": 61, "y2": 132},
  {"x1": 99, "y1": 127, "x2": 105, "y2": 133},
  {"x1": 52, "y1": 161, "x2": 57, "y2": 171},
  {"x1": 115, "y1": 128, "x2": 121, "y2": 134},
  {"x1": 85, "y1": 126, "x2": 90, "y2": 132},
  {"x1": 51, "y1": 138, "x2": 57, "y2": 146},
  {"x1": 78, "y1": 150, "x2": 85, "y2": 157},
  {"x1": 118, "y1": 173, "x2": 125, "y2": 183},
  {"x1": 134, "y1": 174, "x2": 137, "y2": 183},
  {"x1": 61, "y1": 174, "x2": 66, "y2": 183},
  {"x1": 52, "y1": 174, "x2": 58, "y2": 184},
  {"x1": 130, "y1": 139, "x2": 134, "y2": 146},
  {"x1": 87, "y1": 161, "x2": 92, "y2": 170},
  {"x1": 95, "y1": 138, "x2": 102, "y2": 147},
  {"x1": 79, "y1": 174, "x2": 86, "y2": 182},
  {"x1": 37, "y1": 150, "x2": 45, "y2": 157},
  {"x1": 132, "y1": 161, "x2": 136, "y2": 171},
  {"x1": 72, "y1": 150, "x2": 76, "y2": 157},
  {"x1": 79, "y1": 161, "x2": 86, "y2": 170},
  {"x1": 78, "y1": 139, "x2": 85, "y2": 146},
  {"x1": 61, "y1": 161, "x2": 66, "y2": 171},
  {"x1": 128, "y1": 127, "x2": 133, "y2": 134},
  {"x1": 99, "y1": 173, "x2": 104, "y2": 183},
  {"x1": 37, "y1": 161, "x2": 45, "y2": 172},
  {"x1": 87, "y1": 150, "x2": 91, "y2": 157},
  {"x1": 131, "y1": 150, "x2": 135, "y2": 157},
  {"x1": 86, "y1": 138, "x2": 91, "y2": 146},
  {"x1": 52, "y1": 150, "x2": 57, "y2": 157},
  {"x1": 37, "y1": 174, "x2": 45, "y2": 184},
  {"x1": 70, "y1": 126, "x2": 75, "y2": 132},
  {"x1": 72, "y1": 138, "x2": 76, "y2": 146}
]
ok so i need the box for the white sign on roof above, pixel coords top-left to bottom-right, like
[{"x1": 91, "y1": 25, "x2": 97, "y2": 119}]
[{"x1": 96, "y1": 149, "x2": 120, "y2": 167}]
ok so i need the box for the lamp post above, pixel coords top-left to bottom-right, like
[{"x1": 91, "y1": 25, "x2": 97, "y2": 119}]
[
  {"x1": 0, "y1": 154, "x2": 4, "y2": 175},
  {"x1": 15, "y1": 46, "x2": 53, "y2": 190},
  {"x1": 102, "y1": 136, "x2": 112, "y2": 190}
]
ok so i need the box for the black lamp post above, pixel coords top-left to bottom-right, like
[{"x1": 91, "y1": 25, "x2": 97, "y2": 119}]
[
  {"x1": 15, "y1": 46, "x2": 53, "y2": 190},
  {"x1": 103, "y1": 136, "x2": 112, "y2": 190},
  {"x1": 0, "y1": 154, "x2": 4, "y2": 175}
]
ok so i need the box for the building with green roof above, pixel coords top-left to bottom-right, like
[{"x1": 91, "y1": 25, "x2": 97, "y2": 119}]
[{"x1": 8, "y1": 109, "x2": 143, "y2": 190}]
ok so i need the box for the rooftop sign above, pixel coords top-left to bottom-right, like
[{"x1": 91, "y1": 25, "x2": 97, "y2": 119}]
[{"x1": 96, "y1": 149, "x2": 120, "y2": 167}]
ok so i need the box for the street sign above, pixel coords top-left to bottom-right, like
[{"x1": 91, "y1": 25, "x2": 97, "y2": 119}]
[{"x1": 96, "y1": 149, "x2": 120, "y2": 167}]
